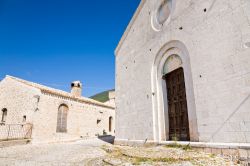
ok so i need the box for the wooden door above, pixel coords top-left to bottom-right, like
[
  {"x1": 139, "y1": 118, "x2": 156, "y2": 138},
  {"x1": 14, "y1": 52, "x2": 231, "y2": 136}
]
[
  {"x1": 164, "y1": 68, "x2": 190, "y2": 141},
  {"x1": 56, "y1": 105, "x2": 68, "y2": 133}
]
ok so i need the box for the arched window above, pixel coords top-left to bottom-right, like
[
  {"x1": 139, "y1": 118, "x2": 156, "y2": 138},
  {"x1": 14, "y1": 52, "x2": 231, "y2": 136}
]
[
  {"x1": 1, "y1": 108, "x2": 7, "y2": 123},
  {"x1": 56, "y1": 104, "x2": 68, "y2": 133},
  {"x1": 109, "y1": 116, "x2": 113, "y2": 132},
  {"x1": 23, "y1": 115, "x2": 27, "y2": 123}
]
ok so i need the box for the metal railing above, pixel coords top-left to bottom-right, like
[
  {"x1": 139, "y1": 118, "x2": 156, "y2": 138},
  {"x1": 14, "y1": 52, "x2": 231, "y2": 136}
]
[{"x1": 0, "y1": 123, "x2": 32, "y2": 141}]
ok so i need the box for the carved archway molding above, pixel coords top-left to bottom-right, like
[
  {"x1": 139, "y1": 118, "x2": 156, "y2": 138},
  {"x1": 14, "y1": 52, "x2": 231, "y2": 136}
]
[{"x1": 151, "y1": 40, "x2": 199, "y2": 142}]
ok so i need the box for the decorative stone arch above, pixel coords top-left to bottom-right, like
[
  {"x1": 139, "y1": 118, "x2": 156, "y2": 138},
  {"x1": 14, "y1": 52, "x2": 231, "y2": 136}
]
[
  {"x1": 151, "y1": 40, "x2": 199, "y2": 142},
  {"x1": 56, "y1": 104, "x2": 69, "y2": 133}
]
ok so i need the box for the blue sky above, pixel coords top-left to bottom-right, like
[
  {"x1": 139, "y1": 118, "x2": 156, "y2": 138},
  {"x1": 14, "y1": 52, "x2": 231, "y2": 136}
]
[{"x1": 0, "y1": 0, "x2": 140, "y2": 97}]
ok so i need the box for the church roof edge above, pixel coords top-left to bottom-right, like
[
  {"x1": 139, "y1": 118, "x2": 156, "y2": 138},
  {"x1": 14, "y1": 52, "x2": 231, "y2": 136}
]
[{"x1": 115, "y1": 0, "x2": 146, "y2": 56}]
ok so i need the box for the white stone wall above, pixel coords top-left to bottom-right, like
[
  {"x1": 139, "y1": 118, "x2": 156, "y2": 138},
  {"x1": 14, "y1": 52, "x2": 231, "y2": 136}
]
[
  {"x1": 33, "y1": 92, "x2": 115, "y2": 143},
  {"x1": 0, "y1": 77, "x2": 115, "y2": 143},
  {"x1": 115, "y1": 0, "x2": 250, "y2": 143},
  {"x1": 0, "y1": 77, "x2": 40, "y2": 125},
  {"x1": 104, "y1": 91, "x2": 116, "y2": 107},
  {"x1": 0, "y1": 77, "x2": 40, "y2": 140}
]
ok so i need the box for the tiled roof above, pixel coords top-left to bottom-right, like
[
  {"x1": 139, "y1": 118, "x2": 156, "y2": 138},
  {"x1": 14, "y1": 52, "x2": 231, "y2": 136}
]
[{"x1": 6, "y1": 75, "x2": 114, "y2": 109}]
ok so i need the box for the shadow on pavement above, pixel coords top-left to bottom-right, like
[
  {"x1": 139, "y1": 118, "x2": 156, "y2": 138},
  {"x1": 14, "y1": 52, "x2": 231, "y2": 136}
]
[{"x1": 98, "y1": 135, "x2": 115, "y2": 144}]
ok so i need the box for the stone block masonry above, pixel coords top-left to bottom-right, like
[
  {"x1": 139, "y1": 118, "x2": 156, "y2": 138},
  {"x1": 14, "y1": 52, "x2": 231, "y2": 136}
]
[{"x1": 0, "y1": 76, "x2": 115, "y2": 143}]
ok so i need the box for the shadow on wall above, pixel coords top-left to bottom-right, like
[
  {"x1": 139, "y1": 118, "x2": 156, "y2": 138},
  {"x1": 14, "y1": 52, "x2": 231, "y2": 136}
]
[
  {"x1": 209, "y1": 94, "x2": 250, "y2": 142},
  {"x1": 98, "y1": 135, "x2": 115, "y2": 144}
]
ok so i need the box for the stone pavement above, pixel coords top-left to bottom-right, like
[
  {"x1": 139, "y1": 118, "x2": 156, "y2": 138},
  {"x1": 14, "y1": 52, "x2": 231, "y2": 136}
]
[
  {"x1": 0, "y1": 139, "x2": 241, "y2": 166},
  {"x1": 0, "y1": 139, "x2": 108, "y2": 166}
]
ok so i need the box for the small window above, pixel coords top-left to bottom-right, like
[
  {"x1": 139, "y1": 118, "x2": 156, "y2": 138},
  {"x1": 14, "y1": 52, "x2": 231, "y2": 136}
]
[
  {"x1": 23, "y1": 115, "x2": 26, "y2": 123},
  {"x1": 157, "y1": 0, "x2": 172, "y2": 25},
  {"x1": 109, "y1": 116, "x2": 113, "y2": 132},
  {"x1": 1, "y1": 108, "x2": 7, "y2": 123},
  {"x1": 151, "y1": 0, "x2": 174, "y2": 31}
]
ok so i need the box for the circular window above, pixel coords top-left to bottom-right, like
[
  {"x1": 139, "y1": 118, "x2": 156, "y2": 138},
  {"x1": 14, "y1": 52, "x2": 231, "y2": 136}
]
[
  {"x1": 244, "y1": 42, "x2": 250, "y2": 48},
  {"x1": 151, "y1": 0, "x2": 174, "y2": 31}
]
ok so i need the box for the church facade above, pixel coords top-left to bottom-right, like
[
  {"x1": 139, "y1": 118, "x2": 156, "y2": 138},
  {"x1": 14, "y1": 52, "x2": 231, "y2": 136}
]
[
  {"x1": 0, "y1": 75, "x2": 115, "y2": 143},
  {"x1": 115, "y1": 0, "x2": 250, "y2": 143}
]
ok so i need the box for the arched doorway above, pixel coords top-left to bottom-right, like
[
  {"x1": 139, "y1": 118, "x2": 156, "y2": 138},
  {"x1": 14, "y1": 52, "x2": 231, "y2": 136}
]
[
  {"x1": 56, "y1": 104, "x2": 68, "y2": 133},
  {"x1": 151, "y1": 40, "x2": 198, "y2": 142},
  {"x1": 163, "y1": 67, "x2": 190, "y2": 141}
]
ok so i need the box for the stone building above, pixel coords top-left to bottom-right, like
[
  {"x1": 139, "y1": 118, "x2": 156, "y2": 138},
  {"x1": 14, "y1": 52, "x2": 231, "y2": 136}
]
[
  {"x1": 91, "y1": 90, "x2": 116, "y2": 107},
  {"x1": 104, "y1": 91, "x2": 115, "y2": 107},
  {"x1": 115, "y1": 0, "x2": 250, "y2": 144},
  {"x1": 0, "y1": 75, "x2": 115, "y2": 143}
]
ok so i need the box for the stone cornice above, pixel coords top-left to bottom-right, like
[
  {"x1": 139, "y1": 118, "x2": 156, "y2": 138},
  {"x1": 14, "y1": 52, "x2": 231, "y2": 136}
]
[{"x1": 41, "y1": 90, "x2": 115, "y2": 109}]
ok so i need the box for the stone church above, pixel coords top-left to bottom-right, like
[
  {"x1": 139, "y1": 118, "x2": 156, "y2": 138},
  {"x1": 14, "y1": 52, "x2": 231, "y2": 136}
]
[
  {"x1": 0, "y1": 75, "x2": 115, "y2": 143},
  {"x1": 115, "y1": 0, "x2": 250, "y2": 144}
]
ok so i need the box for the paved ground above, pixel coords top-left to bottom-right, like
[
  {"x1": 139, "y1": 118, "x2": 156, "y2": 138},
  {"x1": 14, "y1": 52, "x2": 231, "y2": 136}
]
[
  {"x1": 0, "y1": 139, "x2": 108, "y2": 166},
  {"x1": 0, "y1": 139, "x2": 240, "y2": 166}
]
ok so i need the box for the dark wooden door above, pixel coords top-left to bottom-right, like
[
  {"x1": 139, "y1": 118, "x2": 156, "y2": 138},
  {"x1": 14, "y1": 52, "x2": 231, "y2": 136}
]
[{"x1": 164, "y1": 68, "x2": 190, "y2": 141}]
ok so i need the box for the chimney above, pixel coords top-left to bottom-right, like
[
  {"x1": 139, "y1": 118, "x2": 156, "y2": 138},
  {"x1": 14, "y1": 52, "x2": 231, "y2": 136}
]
[{"x1": 71, "y1": 81, "x2": 82, "y2": 97}]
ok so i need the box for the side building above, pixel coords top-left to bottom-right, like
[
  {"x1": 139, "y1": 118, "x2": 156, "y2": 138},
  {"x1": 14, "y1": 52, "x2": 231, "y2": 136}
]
[
  {"x1": 0, "y1": 75, "x2": 115, "y2": 143},
  {"x1": 91, "y1": 90, "x2": 115, "y2": 107}
]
